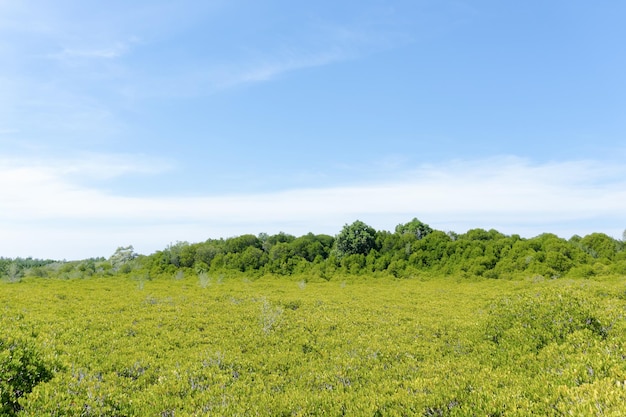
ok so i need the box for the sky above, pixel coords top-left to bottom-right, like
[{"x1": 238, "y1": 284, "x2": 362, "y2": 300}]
[{"x1": 1, "y1": 0, "x2": 625, "y2": 260}]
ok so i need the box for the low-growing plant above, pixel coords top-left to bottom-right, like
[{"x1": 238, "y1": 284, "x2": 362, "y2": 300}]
[
  {"x1": 0, "y1": 336, "x2": 55, "y2": 415},
  {"x1": 485, "y1": 288, "x2": 607, "y2": 354},
  {"x1": 2, "y1": 274, "x2": 625, "y2": 415}
]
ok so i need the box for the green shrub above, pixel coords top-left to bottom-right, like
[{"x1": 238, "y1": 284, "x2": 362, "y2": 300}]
[
  {"x1": 485, "y1": 289, "x2": 606, "y2": 355},
  {"x1": 0, "y1": 337, "x2": 55, "y2": 416}
]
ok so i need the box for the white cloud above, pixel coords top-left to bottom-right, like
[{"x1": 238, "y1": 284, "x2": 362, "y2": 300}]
[
  {"x1": 1, "y1": 155, "x2": 625, "y2": 260},
  {"x1": 50, "y1": 39, "x2": 136, "y2": 61},
  {"x1": 214, "y1": 48, "x2": 348, "y2": 88}
]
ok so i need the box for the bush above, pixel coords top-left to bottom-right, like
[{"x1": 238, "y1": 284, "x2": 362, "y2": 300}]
[
  {"x1": 485, "y1": 289, "x2": 606, "y2": 355},
  {"x1": 0, "y1": 337, "x2": 55, "y2": 415}
]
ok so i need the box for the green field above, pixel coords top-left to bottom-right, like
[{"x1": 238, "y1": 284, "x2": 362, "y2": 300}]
[{"x1": 2, "y1": 274, "x2": 626, "y2": 416}]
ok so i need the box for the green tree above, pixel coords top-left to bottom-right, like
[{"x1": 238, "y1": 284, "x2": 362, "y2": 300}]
[
  {"x1": 290, "y1": 233, "x2": 334, "y2": 261},
  {"x1": 267, "y1": 242, "x2": 295, "y2": 274},
  {"x1": 395, "y1": 218, "x2": 433, "y2": 240},
  {"x1": 179, "y1": 244, "x2": 197, "y2": 268},
  {"x1": 109, "y1": 245, "x2": 137, "y2": 271},
  {"x1": 340, "y1": 253, "x2": 366, "y2": 274},
  {"x1": 194, "y1": 242, "x2": 222, "y2": 267},
  {"x1": 580, "y1": 233, "x2": 621, "y2": 260},
  {"x1": 334, "y1": 220, "x2": 378, "y2": 258},
  {"x1": 224, "y1": 234, "x2": 261, "y2": 253},
  {"x1": 409, "y1": 230, "x2": 451, "y2": 269},
  {"x1": 260, "y1": 232, "x2": 295, "y2": 252},
  {"x1": 239, "y1": 246, "x2": 266, "y2": 271}
]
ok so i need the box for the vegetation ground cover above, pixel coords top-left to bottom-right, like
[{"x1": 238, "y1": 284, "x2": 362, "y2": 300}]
[{"x1": 2, "y1": 274, "x2": 626, "y2": 416}]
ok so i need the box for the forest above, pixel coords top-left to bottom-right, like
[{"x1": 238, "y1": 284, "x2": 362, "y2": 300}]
[
  {"x1": 2, "y1": 219, "x2": 626, "y2": 416},
  {"x1": 2, "y1": 218, "x2": 625, "y2": 282}
]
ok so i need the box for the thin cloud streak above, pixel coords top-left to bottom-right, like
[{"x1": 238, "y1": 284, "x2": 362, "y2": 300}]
[
  {"x1": 49, "y1": 39, "x2": 137, "y2": 61},
  {"x1": 1, "y1": 155, "x2": 625, "y2": 259},
  {"x1": 213, "y1": 48, "x2": 350, "y2": 90}
]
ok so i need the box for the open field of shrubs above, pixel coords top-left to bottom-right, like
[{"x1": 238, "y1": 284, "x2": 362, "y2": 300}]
[{"x1": 2, "y1": 273, "x2": 626, "y2": 416}]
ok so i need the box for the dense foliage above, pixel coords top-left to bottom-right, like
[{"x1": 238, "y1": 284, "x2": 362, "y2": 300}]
[
  {"x1": 4, "y1": 218, "x2": 623, "y2": 283},
  {"x1": 0, "y1": 334, "x2": 55, "y2": 416},
  {"x1": 1, "y1": 276, "x2": 625, "y2": 415},
  {"x1": 1, "y1": 220, "x2": 625, "y2": 415}
]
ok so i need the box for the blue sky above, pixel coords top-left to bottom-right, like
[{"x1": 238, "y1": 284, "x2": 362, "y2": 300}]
[{"x1": 1, "y1": 0, "x2": 625, "y2": 260}]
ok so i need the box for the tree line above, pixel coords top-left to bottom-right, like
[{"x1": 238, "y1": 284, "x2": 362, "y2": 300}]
[{"x1": 2, "y1": 219, "x2": 625, "y2": 281}]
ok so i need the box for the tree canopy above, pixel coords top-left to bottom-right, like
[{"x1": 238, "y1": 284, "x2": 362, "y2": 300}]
[
  {"x1": 334, "y1": 220, "x2": 378, "y2": 258},
  {"x1": 2, "y1": 218, "x2": 625, "y2": 281}
]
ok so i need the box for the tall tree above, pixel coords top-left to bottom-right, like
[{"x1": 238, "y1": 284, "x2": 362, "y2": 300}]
[
  {"x1": 395, "y1": 218, "x2": 433, "y2": 240},
  {"x1": 334, "y1": 220, "x2": 378, "y2": 258},
  {"x1": 109, "y1": 245, "x2": 137, "y2": 271}
]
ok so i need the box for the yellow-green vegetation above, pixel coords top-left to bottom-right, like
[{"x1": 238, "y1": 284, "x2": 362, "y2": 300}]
[{"x1": 2, "y1": 273, "x2": 625, "y2": 416}]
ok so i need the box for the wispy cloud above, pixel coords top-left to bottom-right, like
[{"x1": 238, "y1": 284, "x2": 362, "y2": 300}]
[
  {"x1": 1, "y1": 155, "x2": 625, "y2": 259},
  {"x1": 1, "y1": 0, "x2": 414, "y2": 105},
  {"x1": 211, "y1": 47, "x2": 350, "y2": 90},
  {"x1": 49, "y1": 39, "x2": 137, "y2": 61},
  {"x1": 198, "y1": 9, "x2": 419, "y2": 92},
  {"x1": 1, "y1": 152, "x2": 171, "y2": 184},
  {"x1": 123, "y1": 46, "x2": 353, "y2": 100}
]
